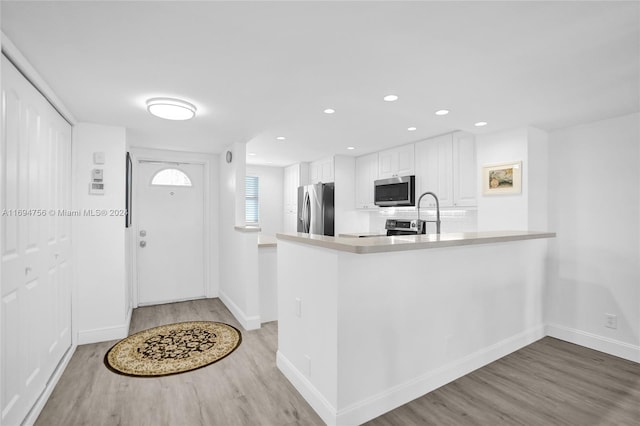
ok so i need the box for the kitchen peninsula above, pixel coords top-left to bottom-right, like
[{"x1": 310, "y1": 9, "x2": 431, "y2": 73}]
[{"x1": 276, "y1": 231, "x2": 555, "y2": 425}]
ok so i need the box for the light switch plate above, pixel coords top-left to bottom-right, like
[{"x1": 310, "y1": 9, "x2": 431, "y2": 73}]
[{"x1": 93, "y1": 152, "x2": 105, "y2": 164}]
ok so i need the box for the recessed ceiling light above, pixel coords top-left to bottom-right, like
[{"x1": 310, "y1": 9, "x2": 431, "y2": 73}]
[
  {"x1": 407, "y1": 127, "x2": 417, "y2": 131},
  {"x1": 324, "y1": 108, "x2": 335, "y2": 114},
  {"x1": 383, "y1": 94, "x2": 399, "y2": 102},
  {"x1": 474, "y1": 121, "x2": 488, "y2": 127},
  {"x1": 266, "y1": 161, "x2": 273, "y2": 164},
  {"x1": 248, "y1": 152, "x2": 257, "y2": 156},
  {"x1": 347, "y1": 146, "x2": 355, "y2": 150},
  {"x1": 276, "y1": 136, "x2": 286, "y2": 141},
  {"x1": 435, "y1": 109, "x2": 449, "y2": 116},
  {"x1": 146, "y1": 97, "x2": 196, "y2": 120}
]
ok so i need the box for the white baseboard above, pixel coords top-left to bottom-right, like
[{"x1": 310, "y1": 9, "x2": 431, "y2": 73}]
[
  {"x1": 77, "y1": 309, "x2": 133, "y2": 345},
  {"x1": 278, "y1": 325, "x2": 544, "y2": 425},
  {"x1": 276, "y1": 351, "x2": 338, "y2": 426},
  {"x1": 22, "y1": 343, "x2": 76, "y2": 426},
  {"x1": 546, "y1": 323, "x2": 640, "y2": 363},
  {"x1": 336, "y1": 325, "x2": 545, "y2": 425},
  {"x1": 219, "y1": 290, "x2": 261, "y2": 331}
]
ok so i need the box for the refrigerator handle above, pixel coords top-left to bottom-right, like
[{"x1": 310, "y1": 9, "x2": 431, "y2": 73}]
[{"x1": 303, "y1": 192, "x2": 310, "y2": 233}]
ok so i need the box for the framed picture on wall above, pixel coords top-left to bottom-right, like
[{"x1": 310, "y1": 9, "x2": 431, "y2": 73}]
[
  {"x1": 125, "y1": 152, "x2": 132, "y2": 227},
  {"x1": 482, "y1": 161, "x2": 522, "y2": 195}
]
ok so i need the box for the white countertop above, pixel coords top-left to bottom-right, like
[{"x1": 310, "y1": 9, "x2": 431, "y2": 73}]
[
  {"x1": 234, "y1": 225, "x2": 262, "y2": 233},
  {"x1": 276, "y1": 230, "x2": 556, "y2": 254},
  {"x1": 257, "y1": 235, "x2": 277, "y2": 248},
  {"x1": 338, "y1": 232, "x2": 388, "y2": 238}
]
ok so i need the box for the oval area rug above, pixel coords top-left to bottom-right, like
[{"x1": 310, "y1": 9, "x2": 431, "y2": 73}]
[{"x1": 105, "y1": 321, "x2": 242, "y2": 377}]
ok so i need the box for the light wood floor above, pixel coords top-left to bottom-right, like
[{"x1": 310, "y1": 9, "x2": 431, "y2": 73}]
[{"x1": 36, "y1": 299, "x2": 640, "y2": 426}]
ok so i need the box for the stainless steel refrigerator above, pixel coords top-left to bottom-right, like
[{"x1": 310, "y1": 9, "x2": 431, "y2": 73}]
[{"x1": 297, "y1": 183, "x2": 335, "y2": 236}]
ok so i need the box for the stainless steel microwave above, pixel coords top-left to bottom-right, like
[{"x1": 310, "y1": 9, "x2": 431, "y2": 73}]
[{"x1": 374, "y1": 175, "x2": 415, "y2": 207}]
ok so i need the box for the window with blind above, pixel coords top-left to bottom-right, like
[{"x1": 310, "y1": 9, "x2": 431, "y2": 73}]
[{"x1": 245, "y1": 175, "x2": 259, "y2": 224}]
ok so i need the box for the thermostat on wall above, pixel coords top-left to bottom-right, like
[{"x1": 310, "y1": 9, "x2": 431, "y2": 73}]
[{"x1": 89, "y1": 168, "x2": 105, "y2": 195}]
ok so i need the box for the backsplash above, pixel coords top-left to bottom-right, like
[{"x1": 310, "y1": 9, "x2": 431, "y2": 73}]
[{"x1": 368, "y1": 207, "x2": 478, "y2": 234}]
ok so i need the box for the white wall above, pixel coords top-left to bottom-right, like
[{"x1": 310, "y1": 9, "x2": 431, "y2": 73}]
[
  {"x1": 476, "y1": 128, "x2": 529, "y2": 231},
  {"x1": 476, "y1": 127, "x2": 549, "y2": 232},
  {"x1": 219, "y1": 143, "x2": 261, "y2": 330},
  {"x1": 246, "y1": 165, "x2": 284, "y2": 236},
  {"x1": 546, "y1": 113, "x2": 640, "y2": 362},
  {"x1": 73, "y1": 123, "x2": 129, "y2": 344}
]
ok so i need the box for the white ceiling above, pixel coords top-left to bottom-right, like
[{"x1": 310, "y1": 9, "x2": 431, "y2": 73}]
[{"x1": 2, "y1": 1, "x2": 638, "y2": 167}]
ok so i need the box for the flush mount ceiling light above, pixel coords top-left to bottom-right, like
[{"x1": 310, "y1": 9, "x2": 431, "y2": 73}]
[
  {"x1": 435, "y1": 109, "x2": 449, "y2": 116},
  {"x1": 146, "y1": 97, "x2": 197, "y2": 121},
  {"x1": 383, "y1": 94, "x2": 399, "y2": 102},
  {"x1": 347, "y1": 146, "x2": 355, "y2": 150},
  {"x1": 474, "y1": 121, "x2": 488, "y2": 127},
  {"x1": 276, "y1": 136, "x2": 286, "y2": 141},
  {"x1": 324, "y1": 108, "x2": 335, "y2": 114},
  {"x1": 407, "y1": 127, "x2": 417, "y2": 131}
]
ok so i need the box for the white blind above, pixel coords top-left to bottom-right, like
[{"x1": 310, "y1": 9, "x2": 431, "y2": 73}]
[{"x1": 245, "y1": 175, "x2": 259, "y2": 224}]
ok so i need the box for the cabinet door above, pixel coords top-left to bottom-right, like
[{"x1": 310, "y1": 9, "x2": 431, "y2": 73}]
[
  {"x1": 396, "y1": 144, "x2": 415, "y2": 176},
  {"x1": 378, "y1": 148, "x2": 397, "y2": 179},
  {"x1": 415, "y1": 135, "x2": 452, "y2": 208},
  {"x1": 310, "y1": 157, "x2": 334, "y2": 184},
  {"x1": 283, "y1": 165, "x2": 292, "y2": 211},
  {"x1": 320, "y1": 158, "x2": 334, "y2": 183},
  {"x1": 355, "y1": 153, "x2": 379, "y2": 209},
  {"x1": 283, "y1": 164, "x2": 300, "y2": 213},
  {"x1": 309, "y1": 162, "x2": 320, "y2": 184},
  {"x1": 378, "y1": 144, "x2": 415, "y2": 179},
  {"x1": 453, "y1": 132, "x2": 477, "y2": 207}
]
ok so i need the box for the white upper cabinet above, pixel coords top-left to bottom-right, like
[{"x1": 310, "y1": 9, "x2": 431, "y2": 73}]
[
  {"x1": 378, "y1": 144, "x2": 414, "y2": 179},
  {"x1": 309, "y1": 157, "x2": 334, "y2": 184},
  {"x1": 414, "y1": 132, "x2": 477, "y2": 208},
  {"x1": 283, "y1": 163, "x2": 309, "y2": 232},
  {"x1": 452, "y1": 132, "x2": 477, "y2": 207},
  {"x1": 355, "y1": 152, "x2": 379, "y2": 209},
  {"x1": 415, "y1": 134, "x2": 453, "y2": 207}
]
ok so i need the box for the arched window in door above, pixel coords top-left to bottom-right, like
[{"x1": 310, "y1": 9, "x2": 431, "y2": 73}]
[{"x1": 150, "y1": 168, "x2": 193, "y2": 187}]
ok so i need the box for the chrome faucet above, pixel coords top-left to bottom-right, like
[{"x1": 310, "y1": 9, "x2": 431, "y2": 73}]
[{"x1": 417, "y1": 192, "x2": 441, "y2": 234}]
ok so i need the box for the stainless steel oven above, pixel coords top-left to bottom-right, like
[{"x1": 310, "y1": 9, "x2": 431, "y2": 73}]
[{"x1": 385, "y1": 218, "x2": 425, "y2": 236}]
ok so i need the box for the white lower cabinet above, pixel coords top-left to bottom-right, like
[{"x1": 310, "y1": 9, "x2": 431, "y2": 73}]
[
  {"x1": 1, "y1": 55, "x2": 73, "y2": 426},
  {"x1": 415, "y1": 132, "x2": 476, "y2": 208}
]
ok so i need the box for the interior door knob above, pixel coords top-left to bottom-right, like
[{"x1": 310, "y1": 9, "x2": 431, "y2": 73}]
[{"x1": 140, "y1": 241, "x2": 147, "y2": 248}]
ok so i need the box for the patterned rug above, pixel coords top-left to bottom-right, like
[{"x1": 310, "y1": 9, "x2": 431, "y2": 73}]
[{"x1": 105, "y1": 321, "x2": 242, "y2": 377}]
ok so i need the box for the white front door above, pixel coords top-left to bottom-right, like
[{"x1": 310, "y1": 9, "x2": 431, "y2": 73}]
[{"x1": 136, "y1": 162, "x2": 205, "y2": 305}]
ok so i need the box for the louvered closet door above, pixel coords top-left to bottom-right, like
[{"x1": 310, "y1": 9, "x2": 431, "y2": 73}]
[{"x1": 1, "y1": 55, "x2": 72, "y2": 426}]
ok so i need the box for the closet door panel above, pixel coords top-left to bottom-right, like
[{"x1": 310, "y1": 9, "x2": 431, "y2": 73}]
[{"x1": 1, "y1": 55, "x2": 73, "y2": 426}]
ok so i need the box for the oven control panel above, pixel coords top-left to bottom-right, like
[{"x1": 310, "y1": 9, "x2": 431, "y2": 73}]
[{"x1": 385, "y1": 219, "x2": 422, "y2": 231}]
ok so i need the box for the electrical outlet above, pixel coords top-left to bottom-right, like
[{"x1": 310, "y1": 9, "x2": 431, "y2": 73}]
[
  {"x1": 304, "y1": 355, "x2": 311, "y2": 377},
  {"x1": 605, "y1": 313, "x2": 617, "y2": 329},
  {"x1": 295, "y1": 297, "x2": 302, "y2": 317}
]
